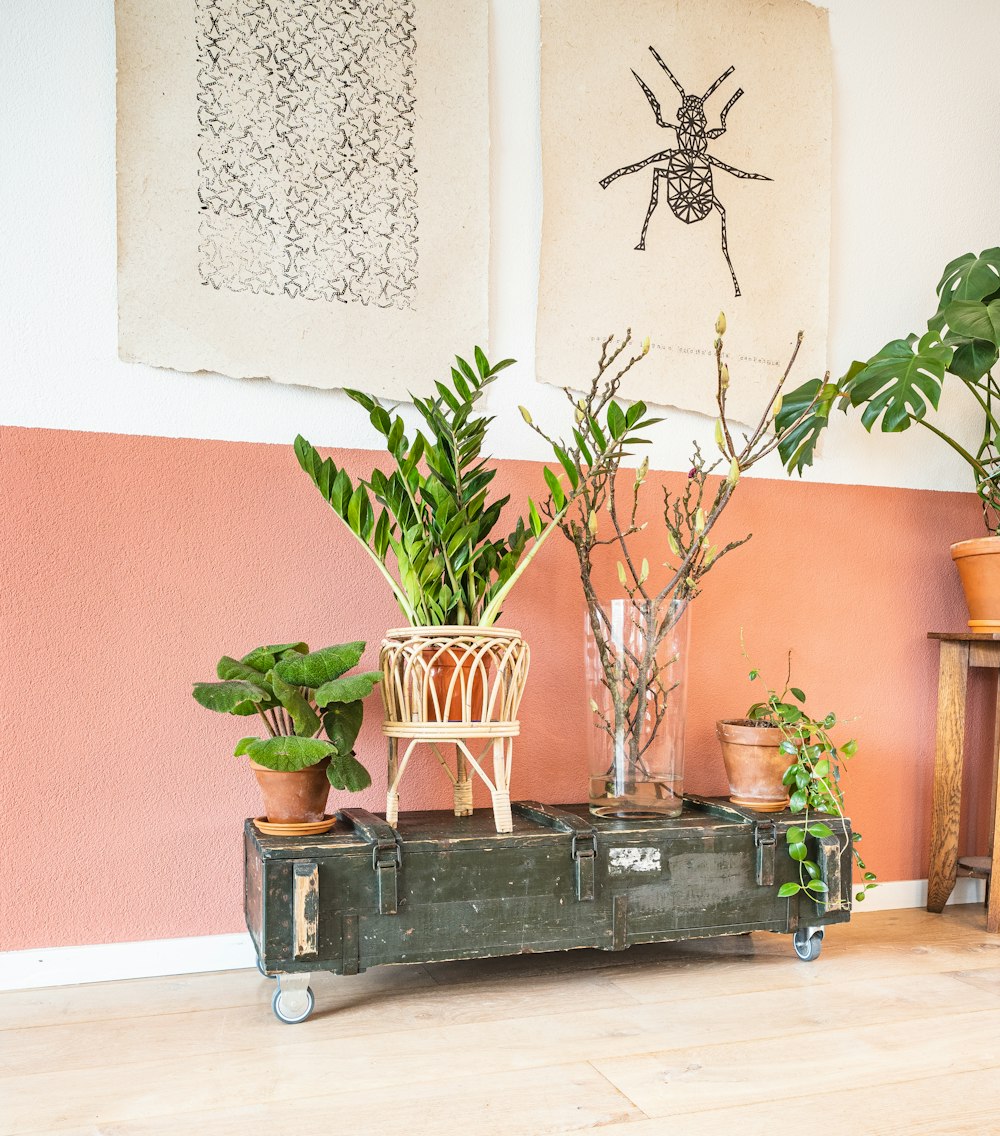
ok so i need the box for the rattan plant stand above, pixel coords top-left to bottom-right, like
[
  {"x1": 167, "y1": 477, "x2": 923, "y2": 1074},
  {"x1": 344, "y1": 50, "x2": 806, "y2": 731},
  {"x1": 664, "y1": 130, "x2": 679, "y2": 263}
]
[{"x1": 380, "y1": 627, "x2": 530, "y2": 833}]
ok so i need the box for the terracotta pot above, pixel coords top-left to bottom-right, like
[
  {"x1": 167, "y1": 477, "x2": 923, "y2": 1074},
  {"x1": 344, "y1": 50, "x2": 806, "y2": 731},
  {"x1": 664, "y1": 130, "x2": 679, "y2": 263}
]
[
  {"x1": 952, "y1": 537, "x2": 1000, "y2": 631},
  {"x1": 716, "y1": 719, "x2": 789, "y2": 813},
  {"x1": 424, "y1": 645, "x2": 489, "y2": 722},
  {"x1": 251, "y1": 759, "x2": 330, "y2": 824}
]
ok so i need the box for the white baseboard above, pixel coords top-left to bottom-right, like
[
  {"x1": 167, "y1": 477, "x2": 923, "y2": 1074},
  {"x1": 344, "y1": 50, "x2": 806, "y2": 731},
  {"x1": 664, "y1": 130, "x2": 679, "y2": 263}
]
[
  {"x1": 0, "y1": 878, "x2": 988, "y2": 992},
  {"x1": 0, "y1": 932, "x2": 256, "y2": 992}
]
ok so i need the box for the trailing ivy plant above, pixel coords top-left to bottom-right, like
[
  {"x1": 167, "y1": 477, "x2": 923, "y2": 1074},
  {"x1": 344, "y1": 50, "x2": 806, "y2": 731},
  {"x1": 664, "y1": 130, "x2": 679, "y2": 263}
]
[
  {"x1": 192, "y1": 641, "x2": 380, "y2": 791},
  {"x1": 746, "y1": 659, "x2": 876, "y2": 904},
  {"x1": 779, "y1": 247, "x2": 1000, "y2": 530},
  {"x1": 295, "y1": 349, "x2": 616, "y2": 627}
]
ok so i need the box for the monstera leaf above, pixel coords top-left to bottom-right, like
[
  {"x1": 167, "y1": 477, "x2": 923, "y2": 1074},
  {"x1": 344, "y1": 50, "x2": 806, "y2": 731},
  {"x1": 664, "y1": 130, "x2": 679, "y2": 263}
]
[
  {"x1": 936, "y1": 248, "x2": 1000, "y2": 307},
  {"x1": 942, "y1": 300, "x2": 1000, "y2": 348},
  {"x1": 776, "y1": 377, "x2": 842, "y2": 475},
  {"x1": 192, "y1": 680, "x2": 272, "y2": 716},
  {"x1": 240, "y1": 735, "x2": 337, "y2": 771},
  {"x1": 274, "y1": 642, "x2": 366, "y2": 689},
  {"x1": 844, "y1": 333, "x2": 951, "y2": 432}
]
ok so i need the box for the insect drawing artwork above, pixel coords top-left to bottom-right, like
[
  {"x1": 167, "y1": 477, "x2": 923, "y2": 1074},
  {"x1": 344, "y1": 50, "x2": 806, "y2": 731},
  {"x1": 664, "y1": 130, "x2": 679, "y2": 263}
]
[{"x1": 600, "y1": 46, "x2": 771, "y2": 296}]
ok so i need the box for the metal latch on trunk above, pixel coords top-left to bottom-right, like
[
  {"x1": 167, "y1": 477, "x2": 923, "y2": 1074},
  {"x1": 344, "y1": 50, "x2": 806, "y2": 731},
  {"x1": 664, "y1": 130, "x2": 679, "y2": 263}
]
[
  {"x1": 339, "y1": 808, "x2": 402, "y2": 916},
  {"x1": 754, "y1": 820, "x2": 777, "y2": 887},
  {"x1": 372, "y1": 840, "x2": 401, "y2": 916},
  {"x1": 571, "y1": 832, "x2": 598, "y2": 902}
]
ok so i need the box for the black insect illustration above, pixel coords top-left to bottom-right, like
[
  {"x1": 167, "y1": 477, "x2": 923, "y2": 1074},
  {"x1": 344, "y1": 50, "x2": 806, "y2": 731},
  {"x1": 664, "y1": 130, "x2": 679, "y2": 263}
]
[{"x1": 600, "y1": 46, "x2": 771, "y2": 297}]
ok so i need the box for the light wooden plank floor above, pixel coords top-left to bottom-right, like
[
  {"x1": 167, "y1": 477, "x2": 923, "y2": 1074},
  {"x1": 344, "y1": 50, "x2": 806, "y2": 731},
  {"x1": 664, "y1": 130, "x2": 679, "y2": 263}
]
[{"x1": 3, "y1": 905, "x2": 1000, "y2": 1135}]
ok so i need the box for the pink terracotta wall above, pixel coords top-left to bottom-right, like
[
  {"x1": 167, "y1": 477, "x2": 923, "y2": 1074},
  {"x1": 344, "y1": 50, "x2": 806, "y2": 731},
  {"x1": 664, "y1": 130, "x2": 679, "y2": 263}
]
[{"x1": 0, "y1": 425, "x2": 986, "y2": 950}]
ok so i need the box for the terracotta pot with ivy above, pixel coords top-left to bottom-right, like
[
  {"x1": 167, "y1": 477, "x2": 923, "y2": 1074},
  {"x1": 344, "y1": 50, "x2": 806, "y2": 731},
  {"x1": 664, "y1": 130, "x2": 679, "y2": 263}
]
[
  {"x1": 723, "y1": 658, "x2": 877, "y2": 906},
  {"x1": 781, "y1": 247, "x2": 1000, "y2": 629}
]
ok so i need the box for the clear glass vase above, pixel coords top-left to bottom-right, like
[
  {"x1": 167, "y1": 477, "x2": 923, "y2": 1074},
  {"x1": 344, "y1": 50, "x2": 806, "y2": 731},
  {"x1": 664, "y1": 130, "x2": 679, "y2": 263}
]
[{"x1": 584, "y1": 597, "x2": 690, "y2": 818}]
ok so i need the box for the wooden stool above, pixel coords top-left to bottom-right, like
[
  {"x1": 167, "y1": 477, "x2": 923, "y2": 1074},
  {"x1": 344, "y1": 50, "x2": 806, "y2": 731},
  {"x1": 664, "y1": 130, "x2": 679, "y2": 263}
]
[{"x1": 927, "y1": 632, "x2": 1000, "y2": 930}]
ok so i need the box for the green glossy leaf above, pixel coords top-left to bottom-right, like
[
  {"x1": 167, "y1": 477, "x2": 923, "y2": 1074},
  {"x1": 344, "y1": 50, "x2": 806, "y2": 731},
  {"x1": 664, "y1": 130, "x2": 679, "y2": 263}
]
[
  {"x1": 542, "y1": 466, "x2": 566, "y2": 511},
  {"x1": 327, "y1": 752, "x2": 373, "y2": 792},
  {"x1": 234, "y1": 737, "x2": 257, "y2": 757},
  {"x1": 786, "y1": 826, "x2": 805, "y2": 844},
  {"x1": 790, "y1": 687, "x2": 806, "y2": 702},
  {"x1": 805, "y1": 879, "x2": 829, "y2": 893},
  {"x1": 275, "y1": 643, "x2": 366, "y2": 688},
  {"x1": 842, "y1": 739, "x2": 858, "y2": 757},
  {"x1": 323, "y1": 701, "x2": 364, "y2": 755},
  {"x1": 936, "y1": 248, "x2": 1000, "y2": 306},
  {"x1": 845, "y1": 334, "x2": 950, "y2": 433},
  {"x1": 192, "y1": 680, "x2": 271, "y2": 715},
  {"x1": 245, "y1": 735, "x2": 336, "y2": 771},
  {"x1": 607, "y1": 401, "x2": 626, "y2": 439},
  {"x1": 812, "y1": 758, "x2": 831, "y2": 778},
  {"x1": 777, "y1": 882, "x2": 800, "y2": 898},
  {"x1": 808, "y1": 822, "x2": 834, "y2": 838},
  {"x1": 942, "y1": 299, "x2": 1000, "y2": 347},
  {"x1": 789, "y1": 789, "x2": 807, "y2": 812},
  {"x1": 950, "y1": 338, "x2": 1000, "y2": 382},
  {"x1": 789, "y1": 841, "x2": 808, "y2": 862},
  {"x1": 314, "y1": 671, "x2": 382, "y2": 707},
  {"x1": 779, "y1": 739, "x2": 798, "y2": 756},
  {"x1": 776, "y1": 378, "x2": 842, "y2": 475}
]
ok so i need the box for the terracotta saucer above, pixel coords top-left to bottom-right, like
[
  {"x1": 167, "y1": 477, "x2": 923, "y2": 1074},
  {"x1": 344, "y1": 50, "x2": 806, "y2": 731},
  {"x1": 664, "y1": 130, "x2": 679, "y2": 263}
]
[
  {"x1": 253, "y1": 815, "x2": 337, "y2": 836},
  {"x1": 728, "y1": 795, "x2": 787, "y2": 813}
]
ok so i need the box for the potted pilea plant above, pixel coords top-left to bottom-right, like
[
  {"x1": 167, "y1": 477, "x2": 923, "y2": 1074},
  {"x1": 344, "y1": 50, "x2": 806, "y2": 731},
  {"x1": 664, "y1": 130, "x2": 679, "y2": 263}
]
[
  {"x1": 193, "y1": 640, "x2": 380, "y2": 833},
  {"x1": 523, "y1": 317, "x2": 821, "y2": 817},
  {"x1": 779, "y1": 246, "x2": 1000, "y2": 628},
  {"x1": 725, "y1": 659, "x2": 877, "y2": 906}
]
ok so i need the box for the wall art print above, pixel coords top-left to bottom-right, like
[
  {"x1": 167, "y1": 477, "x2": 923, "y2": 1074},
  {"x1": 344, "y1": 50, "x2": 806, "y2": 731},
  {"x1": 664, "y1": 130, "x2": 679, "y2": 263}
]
[
  {"x1": 537, "y1": 0, "x2": 832, "y2": 422},
  {"x1": 117, "y1": 0, "x2": 488, "y2": 399}
]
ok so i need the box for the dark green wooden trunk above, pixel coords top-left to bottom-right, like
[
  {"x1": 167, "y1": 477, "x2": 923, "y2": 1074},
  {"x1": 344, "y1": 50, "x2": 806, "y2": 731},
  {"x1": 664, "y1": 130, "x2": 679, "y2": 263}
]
[{"x1": 244, "y1": 796, "x2": 852, "y2": 983}]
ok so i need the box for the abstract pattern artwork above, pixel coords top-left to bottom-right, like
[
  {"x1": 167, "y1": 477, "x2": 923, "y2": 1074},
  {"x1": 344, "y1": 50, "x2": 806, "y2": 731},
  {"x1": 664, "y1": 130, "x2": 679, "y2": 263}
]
[
  {"x1": 117, "y1": 0, "x2": 487, "y2": 398},
  {"x1": 195, "y1": 0, "x2": 418, "y2": 310}
]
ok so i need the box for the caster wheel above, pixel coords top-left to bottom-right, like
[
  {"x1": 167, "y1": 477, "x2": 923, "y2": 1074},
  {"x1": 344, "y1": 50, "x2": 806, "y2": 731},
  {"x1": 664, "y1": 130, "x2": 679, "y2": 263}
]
[
  {"x1": 255, "y1": 956, "x2": 275, "y2": 979},
  {"x1": 792, "y1": 928, "x2": 823, "y2": 961},
  {"x1": 272, "y1": 985, "x2": 315, "y2": 1024}
]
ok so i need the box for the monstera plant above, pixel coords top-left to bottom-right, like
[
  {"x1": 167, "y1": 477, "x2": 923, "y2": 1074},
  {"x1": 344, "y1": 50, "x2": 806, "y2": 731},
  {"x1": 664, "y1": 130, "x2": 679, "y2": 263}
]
[
  {"x1": 193, "y1": 641, "x2": 380, "y2": 828},
  {"x1": 779, "y1": 247, "x2": 1000, "y2": 627}
]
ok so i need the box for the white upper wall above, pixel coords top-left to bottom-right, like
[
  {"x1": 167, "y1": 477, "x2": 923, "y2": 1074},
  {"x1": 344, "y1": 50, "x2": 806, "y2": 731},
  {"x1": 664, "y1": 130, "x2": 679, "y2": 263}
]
[{"x1": 1, "y1": 0, "x2": 997, "y2": 493}]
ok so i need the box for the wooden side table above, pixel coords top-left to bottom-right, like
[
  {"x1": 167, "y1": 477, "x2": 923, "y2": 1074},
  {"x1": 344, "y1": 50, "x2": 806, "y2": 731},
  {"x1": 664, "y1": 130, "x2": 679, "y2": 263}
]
[{"x1": 927, "y1": 632, "x2": 1000, "y2": 930}]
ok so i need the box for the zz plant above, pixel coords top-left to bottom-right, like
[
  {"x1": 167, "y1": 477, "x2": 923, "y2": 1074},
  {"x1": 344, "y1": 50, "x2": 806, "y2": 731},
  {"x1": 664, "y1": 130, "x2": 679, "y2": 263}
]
[
  {"x1": 779, "y1": 247, "x2": 1000, "y2": 529},
  {"x1": 295, "y1": 349, "x2": 613, "y2": 627},
  {"x1": 746, "y1": 661, "x2": 876, "y2": 904},
  {"x1": 192, "y1": 641, "x2": 380, "y2": 791}
]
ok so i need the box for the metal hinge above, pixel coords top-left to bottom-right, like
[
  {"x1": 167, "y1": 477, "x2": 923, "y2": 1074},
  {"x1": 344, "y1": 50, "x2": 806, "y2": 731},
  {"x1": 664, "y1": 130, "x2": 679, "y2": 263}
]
[
  {"x1": 571, "y1": 832, "x2": 597, "y2": 902},
  {"x1": 754, "y1": 820, "x2": 777, "y2": 887}
]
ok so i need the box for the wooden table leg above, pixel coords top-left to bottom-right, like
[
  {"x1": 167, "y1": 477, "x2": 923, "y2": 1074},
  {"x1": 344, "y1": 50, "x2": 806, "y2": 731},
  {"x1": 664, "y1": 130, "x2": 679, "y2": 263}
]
[{"x1": 928, "y1": 641, "x2": 970, "y2": 913}]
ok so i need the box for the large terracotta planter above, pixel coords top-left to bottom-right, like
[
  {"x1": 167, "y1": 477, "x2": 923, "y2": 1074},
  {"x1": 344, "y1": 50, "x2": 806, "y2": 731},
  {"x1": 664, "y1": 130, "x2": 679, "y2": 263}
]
[
  {"x1": 251, "y1": 759, "x2": 330, "y2": 824},
  {"x1": 716, "y1": 719, "x2": 789, "y2": 813},
  {"x1": 952, "y1": 537, "x2": 1000, "y2": 631}
]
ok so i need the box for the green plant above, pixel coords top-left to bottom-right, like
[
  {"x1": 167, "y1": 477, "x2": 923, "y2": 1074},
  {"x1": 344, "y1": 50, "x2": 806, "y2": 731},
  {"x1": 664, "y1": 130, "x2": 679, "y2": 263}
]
[
  {"x1": 746, "y1": 659, "x2": 876, "y2": 904},
  {"x1": 295, "y1": 349, "x2": 615, "y2": 627},
  {"x1": 779, "y1": 247, "x2": 1000, "y2": 530},
  {"x1": 522, "y1": 320, "x2": 816, "y2": 802},
  {"x1": 192, "y1": 641, "x2": 380, "y2": 791}
]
